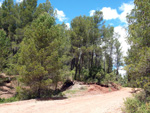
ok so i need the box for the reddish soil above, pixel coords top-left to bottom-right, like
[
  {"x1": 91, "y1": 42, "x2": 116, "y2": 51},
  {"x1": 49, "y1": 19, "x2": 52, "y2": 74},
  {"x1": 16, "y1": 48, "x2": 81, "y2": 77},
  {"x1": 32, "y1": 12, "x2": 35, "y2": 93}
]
[
  {"x1": 0, "y1": 76, "x2": 132, "y2": 113},
  {"x1": 66, "y1": 83, "x2": 121, "y2": 97},
  {"x1": 0, "y1": 73, "x2": 17, "y2": 99},
  {"x1": 87, "y1": 84, "x2": 118, "y2": 94}
]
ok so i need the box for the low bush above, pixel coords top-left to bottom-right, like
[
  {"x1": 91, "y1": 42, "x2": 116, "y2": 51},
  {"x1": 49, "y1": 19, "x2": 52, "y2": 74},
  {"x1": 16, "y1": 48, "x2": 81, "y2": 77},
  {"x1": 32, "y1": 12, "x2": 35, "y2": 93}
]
[
  {"x1": 122, "y1": 91, "x2": 150, "y2": 113},
  {"x1": 16, "y1": 86, "x2": 64, "y2": 100},
  {"x1": 0, "y1": 97, "x2": 18, "y2": 104}
]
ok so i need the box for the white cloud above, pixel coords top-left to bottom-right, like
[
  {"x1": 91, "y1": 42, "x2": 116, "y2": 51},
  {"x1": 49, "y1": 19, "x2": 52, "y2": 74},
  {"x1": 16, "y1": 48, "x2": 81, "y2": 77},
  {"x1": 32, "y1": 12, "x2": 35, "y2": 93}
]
[
  {"x1": 0, "y1": 2, "x2": 2, "y2": 7},
  {"x1": 89, "y1": 10, "x2": 95, "y2": 16},
  {"x1": 101, "y1": 7, "x2": 119, "y2": 20},
  {"x1": 0, "y1": 0, "x2": 23, "y2": 6},
  {"x1": 110, "y1": 23, "x2": 114, "y2": 26},
  {"x1": 113, "y1": 26, "x2": 128, "y2": 76},
  {"x1": 90, "y1": 1, "x2": 134, "y2": 24},
  {"x1": 118, "y1": 66, "x2": 126, "y2": 76},
  {"x1": 66, "y1": 23, "x2": 70, "y2": 30},
  {"x1": 0, "y1": 0, "x2": 3, "y2": 7},
  {"x1": 119, "y1": 2, "x2": 134, "y2": 23},
  {"x1": 16, "y1": 0, "x2": 23, "y2": 3},
  {"x1": 114, "y1": 26, "x2": 130, "y2": 56},
  {"x1": 55, "y1": 8, "x2": 67, "y2": 22}
]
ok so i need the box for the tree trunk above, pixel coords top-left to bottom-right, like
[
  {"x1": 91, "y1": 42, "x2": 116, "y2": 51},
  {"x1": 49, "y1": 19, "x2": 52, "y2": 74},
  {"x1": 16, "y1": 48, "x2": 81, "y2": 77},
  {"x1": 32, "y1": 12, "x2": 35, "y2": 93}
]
[
  {"x1": 37, "y1": 86, "x2": 41, "y2": 98},
  {"x1": 74, "y1": 58, "x2": 78, "y2": 80},
  {"x1": 91, "y1": 51, "x2": 94, "y2": 68}
]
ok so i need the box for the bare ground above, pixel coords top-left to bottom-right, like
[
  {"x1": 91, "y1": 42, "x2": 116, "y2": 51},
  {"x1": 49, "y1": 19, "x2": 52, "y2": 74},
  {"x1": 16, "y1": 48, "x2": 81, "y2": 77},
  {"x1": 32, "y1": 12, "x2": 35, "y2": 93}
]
[
  {"x1": 0, "y1": 87, "x2": 132, "y2": 113},
  {"x1": 0, "y1": 73, "x2": 17, "y2": 99}
]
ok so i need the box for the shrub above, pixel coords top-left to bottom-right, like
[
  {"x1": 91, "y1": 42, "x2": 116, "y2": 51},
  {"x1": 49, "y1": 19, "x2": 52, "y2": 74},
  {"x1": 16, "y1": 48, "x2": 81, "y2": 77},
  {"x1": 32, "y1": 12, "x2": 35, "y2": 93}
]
[
  {"x1": 16, "y1": 87, "x2": 35, "y2": 100},
  {"x1": 123, "y1": 91, "x2": 150, "y2": 113},
  {"x1": 123, "y1": 97, "x2": 141, "y2": 113},
  {"x1": 137, "y1": 103, "x2": 150, "y2": 113},
  {"x1": 0, "y1": 97, "x2": 18, "y2": 104}
]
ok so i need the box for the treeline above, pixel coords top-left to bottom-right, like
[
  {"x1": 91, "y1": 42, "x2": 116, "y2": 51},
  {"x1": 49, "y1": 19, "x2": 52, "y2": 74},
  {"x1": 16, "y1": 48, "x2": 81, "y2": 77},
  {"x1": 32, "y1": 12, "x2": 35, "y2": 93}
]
[
  {"x1": 123, "y1": 0, "x2": 150, "y2": 112},
  {"x1": 125, "y1": 0, "x2": 150, "y2": 96},
  {"x1": 0, "y1": 0, "x2": 124, "y2": 98}
]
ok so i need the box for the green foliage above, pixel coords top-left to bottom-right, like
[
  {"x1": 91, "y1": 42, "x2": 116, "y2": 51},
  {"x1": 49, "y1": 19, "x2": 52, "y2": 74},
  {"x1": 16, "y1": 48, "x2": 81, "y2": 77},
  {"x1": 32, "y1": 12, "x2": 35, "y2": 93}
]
[
  {"x1": 118, "y1": 74, "x2": 128, "y2": 87},
  {"x1": 70, "y1": 13, "x2": 105, "y2": 80},
  {"x1": 19, "y1": 0, "x2": 38, "y2": 27},
  {"x1": 69, "y1": 13, "x2": 122, "y2": 83},
  {"x1": 0, "y1": 0, "x2": 124, "y2": 100},
  {"x1": 0, "y1": 0, "x2": 17, "y2": 35},
  {"x1": 16, "y1": 86, "x2": 51, "y2": 100},
  {"x1": 17, "y1": 14, "x2": 53, "y2": 97},
  {"x1": 124, "y1": 1, "x2": 150, "y2": 110},
  {"x1": 0, "y1": 0, "x2": 55, "y2": 74},
  {"x1": 123, "y1": 97, "x2": 141, "y2": 113},
  {"x1": 102, "y1": 25, "x2": 115, "y2": 73},
  {"x1": 0, "y1": 97, "x2": 18, "y2": 104},
  {"x1": 0, "y1": 29, "x2": 10, "y2": 71},
  {"x1": 17, "y1": 13, "x2": 70, "y2": 98},
  {"x1": 123, "y1": 91, "x2": 150, "y2": 113},
  {"x1": 100, "y1": 72, "x2": 116, "y2": 85},
  {"x1": 126, "y1": 47, "x2": 150, "y2": 93},
  {"x1": 125, "y1": 0, "x2": 150, "y2": 96},
  {"x1": 114, "y1": 37, "x2": 123, "y2": 76}
]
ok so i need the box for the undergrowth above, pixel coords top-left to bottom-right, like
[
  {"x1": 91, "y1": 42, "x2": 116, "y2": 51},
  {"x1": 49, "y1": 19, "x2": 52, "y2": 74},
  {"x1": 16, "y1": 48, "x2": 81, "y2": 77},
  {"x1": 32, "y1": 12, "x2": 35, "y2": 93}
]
[
  {"x1": 122, "y1": 91, "x2": 150, "y2": 113},
  {"x1": 0, "y1": 97, "x2": 18, "y2": 104}
]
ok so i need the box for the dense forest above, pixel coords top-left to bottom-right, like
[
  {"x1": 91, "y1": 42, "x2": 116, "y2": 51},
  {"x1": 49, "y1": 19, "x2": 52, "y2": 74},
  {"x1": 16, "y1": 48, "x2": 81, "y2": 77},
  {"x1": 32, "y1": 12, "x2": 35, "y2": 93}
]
[
  {"x1": 0, "y1": 0, "x2": 125, "y2": 98},
  {"x1": 123, "y1": 0, "x2": 150, "y2": 112},
  {"x1": 0, "y1": 0, "x2": 150, "y2": 112}
]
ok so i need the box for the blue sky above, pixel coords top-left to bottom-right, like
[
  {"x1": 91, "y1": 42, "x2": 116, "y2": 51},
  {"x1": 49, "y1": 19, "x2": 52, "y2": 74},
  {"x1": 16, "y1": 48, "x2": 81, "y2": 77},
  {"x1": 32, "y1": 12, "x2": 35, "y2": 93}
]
[
  {"x1": 37, "y1": 0, "x2": 134, "y2": 27},
  {"x1": 0, "y1": 0, "x2": 134, "y2": 27},
  {"x1": 47, "y1": 0, "x2": 125, "y2": 25}
]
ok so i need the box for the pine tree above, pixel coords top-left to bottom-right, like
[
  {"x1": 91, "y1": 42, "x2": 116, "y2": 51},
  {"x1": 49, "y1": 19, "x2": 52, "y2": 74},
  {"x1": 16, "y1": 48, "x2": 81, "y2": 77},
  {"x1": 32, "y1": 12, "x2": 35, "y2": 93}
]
[
  {"x1": 102, "y1": 25, "x2": 115, "y2": 73},
  {"x1": 114, "y1": 37, "x2": 123, "y2": 78},
  {"x1": 1, "y1": 0, "x2": 17, "y2": 37},
  {"x1": 125, "y1": 0, "x2": 150, "y2": 96},
  {"x1": 0, "y1": 29, "x2": 10, "y2": 71},
  {"x1": 19, "y1": 0, "x2": 37, "y2": 27},
  {"x1": 17, "y1": 12, "x2": 70, "y2": 98},
  {"x1": 34, "y1": 0, "x2": 54, "y2": 19},
  {"x1": 70, "y1": 11, "x2": 104, "y2": 81}
]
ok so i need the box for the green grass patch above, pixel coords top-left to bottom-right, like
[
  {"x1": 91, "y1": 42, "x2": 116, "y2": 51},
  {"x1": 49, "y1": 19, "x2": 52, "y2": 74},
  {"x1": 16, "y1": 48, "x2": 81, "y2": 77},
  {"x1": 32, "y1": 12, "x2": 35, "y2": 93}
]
[
  {"x1": 63, "y1": 86, "x2": 87, "y2": 97},
  {"x1": 80, "y1": 86, "x2": 87, "y2": 90},
  {"x1": 0, "y1": 97, "x2": 19, "y2": 104},
  {"x1": 64, "y1": 89, "x2": 78, "y2": 94}
]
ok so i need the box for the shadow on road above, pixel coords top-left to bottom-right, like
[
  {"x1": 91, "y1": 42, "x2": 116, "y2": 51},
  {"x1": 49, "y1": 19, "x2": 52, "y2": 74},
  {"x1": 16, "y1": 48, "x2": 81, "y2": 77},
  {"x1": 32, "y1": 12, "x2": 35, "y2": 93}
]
[{"x1": 36, "y1": 97, "x2": 68, "y2": 101}]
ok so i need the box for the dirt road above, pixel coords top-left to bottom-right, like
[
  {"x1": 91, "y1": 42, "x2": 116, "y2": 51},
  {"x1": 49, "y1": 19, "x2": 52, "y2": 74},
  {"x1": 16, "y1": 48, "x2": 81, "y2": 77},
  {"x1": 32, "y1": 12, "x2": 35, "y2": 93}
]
[{"x1": 0, "y1": 88, "x2": 132, "y2": 113}]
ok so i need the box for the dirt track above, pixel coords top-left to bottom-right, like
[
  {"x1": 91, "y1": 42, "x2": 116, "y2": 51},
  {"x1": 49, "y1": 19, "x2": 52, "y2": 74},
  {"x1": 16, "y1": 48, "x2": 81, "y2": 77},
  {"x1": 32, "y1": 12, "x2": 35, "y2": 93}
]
[{"x1": 0, "y1": 88, "x2": 132, "y2": 113}]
